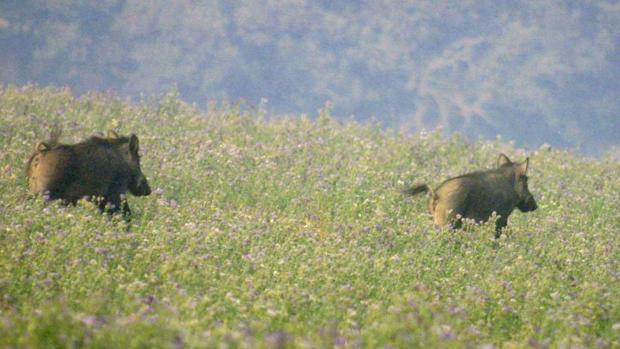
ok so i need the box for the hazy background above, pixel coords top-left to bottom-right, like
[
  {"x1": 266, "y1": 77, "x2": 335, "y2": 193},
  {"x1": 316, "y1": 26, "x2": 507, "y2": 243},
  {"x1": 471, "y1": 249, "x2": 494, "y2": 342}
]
[{"x1": 1, "y1": 0, "x2": 618, "y2": 155}]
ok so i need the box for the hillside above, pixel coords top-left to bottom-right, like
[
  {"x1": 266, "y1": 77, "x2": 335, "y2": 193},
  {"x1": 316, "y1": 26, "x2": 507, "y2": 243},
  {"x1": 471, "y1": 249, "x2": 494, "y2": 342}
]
[
  {"x1": 2, "y1": 1, "x2": 619, "y2": 154},
  {"x1": 1, "y1": 85, "x2": 619, "y2": 348}
]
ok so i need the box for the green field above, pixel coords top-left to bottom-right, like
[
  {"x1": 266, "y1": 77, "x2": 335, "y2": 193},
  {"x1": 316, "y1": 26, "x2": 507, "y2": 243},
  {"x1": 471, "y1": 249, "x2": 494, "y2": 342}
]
[{"x1": 1, "y1": 85, "x2": 619, "y2": 348}]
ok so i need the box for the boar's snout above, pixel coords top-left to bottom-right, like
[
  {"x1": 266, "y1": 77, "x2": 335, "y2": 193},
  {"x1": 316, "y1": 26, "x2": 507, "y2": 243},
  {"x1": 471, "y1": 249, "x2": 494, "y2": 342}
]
[
  {"x1": 141, "y1": 178, "x2": 152, "y2": 196},
  {"x1": 518, "y1": 194, "x2": 538, "y2": 212},
  {"x1": 131, "y1": 174, "x2": 151, "y2": 196}
]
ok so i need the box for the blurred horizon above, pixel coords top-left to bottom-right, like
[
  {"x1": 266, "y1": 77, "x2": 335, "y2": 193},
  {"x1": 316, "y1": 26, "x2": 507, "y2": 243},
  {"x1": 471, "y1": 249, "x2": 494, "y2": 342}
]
[{"x1": 1, "y1": 1, "x2": 619, "y2": 155}]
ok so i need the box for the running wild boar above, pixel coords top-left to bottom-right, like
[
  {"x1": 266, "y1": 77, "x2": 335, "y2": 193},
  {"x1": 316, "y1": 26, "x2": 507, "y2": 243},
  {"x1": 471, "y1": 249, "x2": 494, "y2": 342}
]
[
  {"x1": 27, "y1": 129, "x2": 151, "y2": 219},
  {"x1": 404, "y1": 154, "x2": 537, "y2": 236}
]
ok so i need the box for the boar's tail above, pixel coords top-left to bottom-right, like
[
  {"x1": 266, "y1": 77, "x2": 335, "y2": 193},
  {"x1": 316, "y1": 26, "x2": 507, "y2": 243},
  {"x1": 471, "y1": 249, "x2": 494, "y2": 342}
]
[
  {"x1": 403, "y1": 184, "x2": 434, "y2": 197},
  {"x1": 34, "y1": 124, "x2": 62, "y2": 153},
  {"x1": 48, "y1": 124, "x2": 62, "y2": 148}
]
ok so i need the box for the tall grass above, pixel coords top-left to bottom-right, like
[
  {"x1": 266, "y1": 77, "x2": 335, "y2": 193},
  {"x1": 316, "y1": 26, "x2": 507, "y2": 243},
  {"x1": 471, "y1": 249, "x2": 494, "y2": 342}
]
[{"x1": 1, "y1": 85, "x2": 619, "y2": 348}]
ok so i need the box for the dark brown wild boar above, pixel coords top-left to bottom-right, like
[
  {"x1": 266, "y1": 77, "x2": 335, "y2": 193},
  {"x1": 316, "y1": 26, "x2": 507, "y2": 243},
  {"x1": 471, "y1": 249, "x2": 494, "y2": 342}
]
[
  {"x1": 27, "y1": 129, "x2": 151, "y2": 219},
  {"x1": 404, "y1": 153, "x2": 537, "y2": 236}
]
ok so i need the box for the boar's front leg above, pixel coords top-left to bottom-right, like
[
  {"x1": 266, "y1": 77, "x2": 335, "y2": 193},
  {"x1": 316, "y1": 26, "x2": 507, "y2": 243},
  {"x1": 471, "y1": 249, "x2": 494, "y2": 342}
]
[
  {"x1": 98, "y1": 194, "x2": 130, "y2": 221},
  {"x1": 111, "y1": 194, "x2": 132, "y2": 221},
  {"x1": 120, "y1": 196, "x2": 131, "y2": 221},
  {"x1": 95, "y1": 196, "x2": 110, "y2": 212},
  {"x1": 106, "y1": 178, "x2": 132, "y2": 221},
  {"x1": 494, "y1": 216, "x2": 508, "y2": 238},
  {"x1": 96, "y1": 196, "x2": 115, "y2": 213}
]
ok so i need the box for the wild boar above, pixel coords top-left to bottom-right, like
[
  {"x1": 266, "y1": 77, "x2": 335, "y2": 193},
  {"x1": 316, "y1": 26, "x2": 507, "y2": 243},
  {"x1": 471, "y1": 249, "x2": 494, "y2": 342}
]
[
  {"x1": 404, "y1": 153, "x2": 537, "y2": 236},
  {"x1": 27, "y1": 129, "x2": 151, "y2": 219}
]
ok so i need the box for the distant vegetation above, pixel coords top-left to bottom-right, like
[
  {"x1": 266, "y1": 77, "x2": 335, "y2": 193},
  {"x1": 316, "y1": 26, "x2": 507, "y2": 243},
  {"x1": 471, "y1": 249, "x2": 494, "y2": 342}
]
[
  {"x1": 1, "y1": 85, "x2": 619, "y2": 347},
  {"x1": 1, "y1": 1, "x2": 619, "y2": 154}
]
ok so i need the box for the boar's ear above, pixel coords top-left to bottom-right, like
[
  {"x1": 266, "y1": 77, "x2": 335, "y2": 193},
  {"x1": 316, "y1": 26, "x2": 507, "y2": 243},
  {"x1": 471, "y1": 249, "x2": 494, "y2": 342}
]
[
  {"x1": 129, "y1": 134, "x2": 139, "y2": 153},
  {"x1": 107, "y1": 130, "x2": 120, "y2": 139},
  {"x1": 517, "y1": 158, "x2": 529, "y2": 177},
  {"x1": 497, "y1": 153, "x2": 512, "y2": 167},
  {"x1": 36, "y1": 142, "x2": 51, "y2": 152}
]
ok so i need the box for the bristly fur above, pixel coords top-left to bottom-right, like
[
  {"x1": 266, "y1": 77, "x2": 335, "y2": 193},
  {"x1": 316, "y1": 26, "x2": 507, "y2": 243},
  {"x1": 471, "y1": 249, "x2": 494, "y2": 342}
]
[
  {"x1": 27, "y1": 128, "x2": 131, "y2": 179},
  {"x1": 78, "y1": 135, "x2": 130, "y2": 147},
  {"x1": 26, "y1": 129, "x2": 150, "y2": 220},
  {"x1": 45, "y1": 129, "x2": 130, "y2": 152},
  {"x1": 403, "y1": 154, "x2": 537, "y2": 237}
]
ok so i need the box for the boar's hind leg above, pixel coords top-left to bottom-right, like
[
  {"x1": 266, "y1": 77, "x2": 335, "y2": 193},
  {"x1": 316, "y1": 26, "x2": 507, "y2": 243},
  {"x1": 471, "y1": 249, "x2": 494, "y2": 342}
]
[{"x1": 433, "y1": 200, "x2": 465, "y2": 230}]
